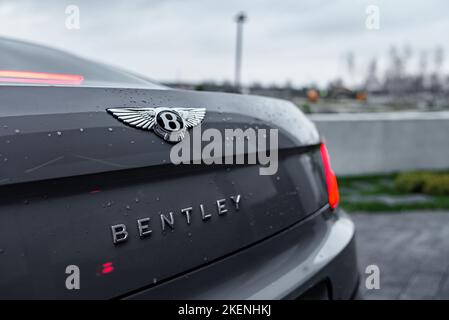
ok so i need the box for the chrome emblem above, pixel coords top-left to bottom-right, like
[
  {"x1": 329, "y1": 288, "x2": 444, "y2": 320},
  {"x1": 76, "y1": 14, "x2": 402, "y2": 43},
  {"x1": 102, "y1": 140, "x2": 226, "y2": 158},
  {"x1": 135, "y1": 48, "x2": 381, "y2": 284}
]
[
  {"x1": 110, "y1": 194, "x2": 241, "y2": 245},
  {"x1": 106, "y1": 107, "x2": 206, "y2": 143}
]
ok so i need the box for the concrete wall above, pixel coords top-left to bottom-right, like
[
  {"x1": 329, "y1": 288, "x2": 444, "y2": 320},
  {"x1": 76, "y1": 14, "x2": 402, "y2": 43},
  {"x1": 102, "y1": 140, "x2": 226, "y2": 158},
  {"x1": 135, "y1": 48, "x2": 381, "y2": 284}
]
[{"x1": 309, "y1": 112, "x2": 449, "y2": 176}]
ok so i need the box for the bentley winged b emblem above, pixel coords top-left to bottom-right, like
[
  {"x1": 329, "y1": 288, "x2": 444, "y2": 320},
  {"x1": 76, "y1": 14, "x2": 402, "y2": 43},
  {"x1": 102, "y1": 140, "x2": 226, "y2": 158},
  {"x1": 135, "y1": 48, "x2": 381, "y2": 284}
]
[{"x1": 106, "y1": 107, "x2": 206, "y2": 143}]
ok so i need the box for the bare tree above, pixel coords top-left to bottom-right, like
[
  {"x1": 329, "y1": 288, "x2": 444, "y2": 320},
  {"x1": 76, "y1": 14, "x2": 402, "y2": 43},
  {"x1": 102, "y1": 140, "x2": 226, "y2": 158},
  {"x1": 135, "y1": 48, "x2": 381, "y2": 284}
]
[
  {"x1": 434, "y1": 46, "x2": 444, "y2": 72},
  {"x1": 419, "y1": 50, "x2": 428, "y2": 76},
  {"x1": 388, "y1": 45, "x2": 404, "y2": 79},
  {"x1": 364, "y1": 58, "x2": 380, "y2": 92},
  {"x1": 402, "y1": 43, "x2": 413, "y2": 75},
  {"x1": 345, "y1": 51, "x2": 355, "y2": 75}
]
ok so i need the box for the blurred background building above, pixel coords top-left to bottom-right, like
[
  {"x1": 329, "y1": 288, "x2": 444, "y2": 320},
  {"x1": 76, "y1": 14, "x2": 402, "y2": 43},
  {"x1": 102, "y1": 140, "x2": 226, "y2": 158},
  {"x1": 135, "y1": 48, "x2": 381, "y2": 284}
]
[
  {"x1": 1, "y1": 0, "x2": 448, "y2": 115},
  {"x1": 167, "y1": 43, "x2": 449, "y2": 114}
]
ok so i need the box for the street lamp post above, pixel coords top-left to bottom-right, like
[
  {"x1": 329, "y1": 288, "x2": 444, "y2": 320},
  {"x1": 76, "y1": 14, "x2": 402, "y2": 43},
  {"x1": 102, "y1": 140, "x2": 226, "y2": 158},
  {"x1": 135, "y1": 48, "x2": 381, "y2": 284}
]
[{"x1": 234, "y1": 12, "x2": 247, "y2": 92}]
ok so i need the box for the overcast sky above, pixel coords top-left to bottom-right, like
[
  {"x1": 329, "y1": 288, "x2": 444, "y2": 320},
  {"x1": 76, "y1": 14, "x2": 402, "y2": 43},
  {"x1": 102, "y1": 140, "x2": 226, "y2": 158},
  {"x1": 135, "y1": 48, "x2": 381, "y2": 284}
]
[{"x1": 0, "y1": 0, "x2": 448, "y2": 87}]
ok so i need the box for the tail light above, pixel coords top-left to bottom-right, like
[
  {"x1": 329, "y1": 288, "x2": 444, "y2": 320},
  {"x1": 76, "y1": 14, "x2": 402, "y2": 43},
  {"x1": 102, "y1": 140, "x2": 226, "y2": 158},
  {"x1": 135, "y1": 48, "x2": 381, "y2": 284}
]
[
  {"x1": 320, "y1": 142, "x2": 340, "y2": 210},
  {"x1": 0, "y1": 70, "x2": 84, "y2": 85}
]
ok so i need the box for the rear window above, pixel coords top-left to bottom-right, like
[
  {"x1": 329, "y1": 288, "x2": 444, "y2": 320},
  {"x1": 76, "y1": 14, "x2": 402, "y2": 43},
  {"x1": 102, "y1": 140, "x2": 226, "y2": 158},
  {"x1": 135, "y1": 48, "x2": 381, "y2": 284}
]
[{"x1": 0, "y1": 38, "x2": 165, "y2": 89}]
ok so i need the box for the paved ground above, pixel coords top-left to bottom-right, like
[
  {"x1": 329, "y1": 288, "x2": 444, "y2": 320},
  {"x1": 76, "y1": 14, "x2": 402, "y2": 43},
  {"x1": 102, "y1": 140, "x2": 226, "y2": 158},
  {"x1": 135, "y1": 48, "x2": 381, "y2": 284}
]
[{"x1": 352, "y1": 211, "x2": 449, "y2": 300}]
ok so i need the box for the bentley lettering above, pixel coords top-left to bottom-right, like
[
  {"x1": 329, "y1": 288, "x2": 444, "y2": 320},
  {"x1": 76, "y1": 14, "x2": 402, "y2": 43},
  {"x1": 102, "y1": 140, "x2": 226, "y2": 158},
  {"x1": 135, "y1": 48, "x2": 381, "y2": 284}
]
[{"x1": 111, "y1": 194, "x2": 241, "y2": 245}]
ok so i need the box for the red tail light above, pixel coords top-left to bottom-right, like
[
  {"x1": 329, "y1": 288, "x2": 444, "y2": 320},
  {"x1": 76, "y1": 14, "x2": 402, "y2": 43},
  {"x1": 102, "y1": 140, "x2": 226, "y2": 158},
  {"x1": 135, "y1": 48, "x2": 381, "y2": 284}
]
[
  {"x1": 320, "y1": 142, "x2": 340, "y2": 210},
  {"x1": 0, "y1": 70, "x2": 84, "y2": 85}
]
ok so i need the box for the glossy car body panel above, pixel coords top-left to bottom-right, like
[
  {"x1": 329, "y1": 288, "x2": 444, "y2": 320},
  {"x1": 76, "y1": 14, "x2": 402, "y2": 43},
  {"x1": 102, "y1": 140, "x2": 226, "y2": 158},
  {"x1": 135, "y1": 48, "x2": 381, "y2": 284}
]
[
  {"x1": 0, "y1": 38, "x2": 358, "y2": 300},
  {"x1": 0, "y1": 148, "x2": 328, "y2": 299},
  {"x1": 125, "y1": 207, "x2": 358, "y2": 300},
  {"x1": 0, "y1": 86, "x2": 319, "y2": 186},
  {"x1": 0, "y1": 85, "x2": 332, "y2": 299}
]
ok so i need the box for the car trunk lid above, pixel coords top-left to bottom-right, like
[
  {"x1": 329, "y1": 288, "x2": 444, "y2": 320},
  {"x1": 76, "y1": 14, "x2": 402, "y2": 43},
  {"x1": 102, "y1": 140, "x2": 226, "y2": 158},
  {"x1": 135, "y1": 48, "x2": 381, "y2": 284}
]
[{"x1": 0, "y1": 86, "x2": 327, "y2": 298}]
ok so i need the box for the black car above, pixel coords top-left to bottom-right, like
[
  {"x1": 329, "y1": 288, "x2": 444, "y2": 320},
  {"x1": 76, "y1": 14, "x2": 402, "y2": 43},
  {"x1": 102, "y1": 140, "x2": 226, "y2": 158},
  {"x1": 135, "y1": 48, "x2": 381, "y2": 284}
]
[{"x1": 0, "y1": 37, "x2": 358, "y2": 299}]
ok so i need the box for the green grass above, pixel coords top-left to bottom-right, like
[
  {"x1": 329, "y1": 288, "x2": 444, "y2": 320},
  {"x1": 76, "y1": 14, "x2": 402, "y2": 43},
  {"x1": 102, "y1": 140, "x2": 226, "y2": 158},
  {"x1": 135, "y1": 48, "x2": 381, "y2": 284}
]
[
  {"x1": 339, "y1": 171, "x2": 449, "y2": 212},
  {"x1": 341, "y1": 196, "x2": 449, "y2": 212},
  {"x1": 339, "y1": 174, "x2": 397, "y2": 195}
]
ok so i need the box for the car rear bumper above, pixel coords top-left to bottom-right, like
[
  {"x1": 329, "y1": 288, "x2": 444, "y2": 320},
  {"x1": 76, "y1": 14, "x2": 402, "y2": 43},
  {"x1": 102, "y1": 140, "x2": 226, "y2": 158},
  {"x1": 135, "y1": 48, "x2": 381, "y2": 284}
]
[{"x1": 125, "y1": 205, "x2": 359, "y2": 300}]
